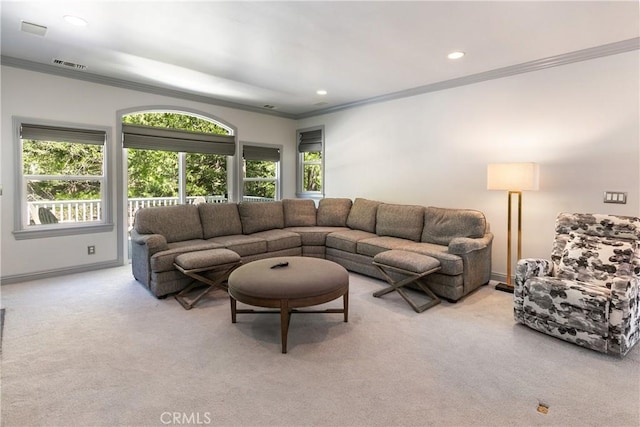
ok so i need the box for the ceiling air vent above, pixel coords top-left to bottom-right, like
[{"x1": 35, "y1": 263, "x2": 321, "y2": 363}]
[
  {"x1": 21, "y1": 21, "x2": 47, "y2": 36},
  {"x1": 52, "y1": 59, "x2": 87, "y2": 71}
]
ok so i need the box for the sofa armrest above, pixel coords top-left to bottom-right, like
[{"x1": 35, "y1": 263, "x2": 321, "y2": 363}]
[
  {"x1": 447, "y1": 232, "x2": 494, "y2": 296},
  {"x1": 130, "y1": 229, "x2": 168, "y2": 254},
  {"x1": 448, "y1": 233, "x2": 492, "y2": 255},
  {"x1": 130, "y1": 229, "x2": 168, "y2": 289}
]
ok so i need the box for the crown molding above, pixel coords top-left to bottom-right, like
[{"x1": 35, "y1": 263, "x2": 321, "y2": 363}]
[
  {"x1": 297, "y1": 37, "x2": 640, "y2": 119},
  {"x1": 0, "y1": 56, "x2": 298, "y2": 120},
  {"x1": 3, "y1": 37, "x2": 638, "y2": 121}
]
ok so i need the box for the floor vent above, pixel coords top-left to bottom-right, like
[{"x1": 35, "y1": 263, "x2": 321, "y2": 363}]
[{"x1": 52, "y1": 59, "x2": 87, "y2": 70}]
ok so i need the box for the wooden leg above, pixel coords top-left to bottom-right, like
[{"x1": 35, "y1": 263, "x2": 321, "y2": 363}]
[
  {"x1": 280, "y1": 299, "x2": 290, "y2": 354},
  {"x1": 372, "y1": 262, "x2": 442, "y2": 313},
  {"x1": 230, "y1": 297, "x2": 237, "y2": 323},
  {"x1": 174, "y1": 262, "x2": 240, "y2": 310},
  {"x1": 343, "y1": 290, "x2": 349, "y2": 322}
]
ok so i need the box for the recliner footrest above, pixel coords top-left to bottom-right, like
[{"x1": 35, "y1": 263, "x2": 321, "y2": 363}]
[{"x1": 372, "y1": 250, "x2": 441, "y2": 313}]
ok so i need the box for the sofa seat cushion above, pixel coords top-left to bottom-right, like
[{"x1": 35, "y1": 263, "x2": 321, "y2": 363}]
[
  {"x1": 207, "y1": 235, "x2": 267, "y2": 257},
  {"x1": 135, "y1": 204, "x2": 203, "y2": 243},
  {"x1": 238, "y1": 201, "x2": 285, "y2": 234},
  {"x1": 198, "y1": 203, "x2": 243, "y2": 239},
  {"x1": 357, "y1": 236, "x2": 415, "y2": 257},
  {"x1": 249, "y1": 229, "x2": 301, "y2": 252},
  {"x1": 284, "y1": 226, "x2": 349, "y2": 246},
  {"x1": 523, "y1": 276, "x2": 611, "y2": 336},
  {"x1": 376, "y1": 203, "x2": 425, "y2": 241},
  {"x1": 422, "y1": 206, "x2": 486, "y2": 245},
  {"x1": 317, "y1": 198, "x2": 352, "y2": 226},
  {"x1": 397, "y1": 241, "x2": 464, "y2": 276},
  {"x1": 150, "y1": 240, "x2": 224, "y2": 273},
  {"x1": 283, "y1": 199, "x2": 317, "y2": 227},
  {"x1": 346, "y1": 198, "x2": 382, "y2": 232},
  {"x1": 326, "y1": 229, "x2": 378, "y2": 253}
]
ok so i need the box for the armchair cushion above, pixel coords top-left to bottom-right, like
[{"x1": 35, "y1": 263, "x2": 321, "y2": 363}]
[{"x1": 557, "y1": 232, "x2": 635, "y2": 287}]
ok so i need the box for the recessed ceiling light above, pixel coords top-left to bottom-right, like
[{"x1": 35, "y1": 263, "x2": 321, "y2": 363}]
[
  {"x1": 447, "y1": 51, "x2": 465, "y2": 60},
  {"x1": 316, "y1": 89, "x2": 328, "y2": 96},
  {"x1": 63, "y1": 15, "x2": 88, "y2": 26}
]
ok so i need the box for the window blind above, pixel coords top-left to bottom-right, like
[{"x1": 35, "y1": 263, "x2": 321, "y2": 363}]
[
  {"x1": 243, "y1": 146, "x2": 280, "y2": 162},
  {"x1": 122, "y1": 123, "x2": 236, "y2": 155},
  {"x1": 297, "y1": 128, "x2": 323, "y2": 153},
  {"x1": 21, "y1": 124, "x2": 105, "y2": 145}
]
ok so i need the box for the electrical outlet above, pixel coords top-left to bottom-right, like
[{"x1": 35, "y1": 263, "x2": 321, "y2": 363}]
[{"x1": 87, "y1": 245, "x2": 95, "y2": 255}]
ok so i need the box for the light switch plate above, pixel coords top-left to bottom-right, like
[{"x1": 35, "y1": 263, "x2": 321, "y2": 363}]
[{"x1": 603, "y1": 191, "x2": 627, "y2": 204}]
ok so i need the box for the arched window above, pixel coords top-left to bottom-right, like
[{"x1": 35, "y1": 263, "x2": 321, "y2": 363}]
[{"x1": 122, "y1": 111, "x2": 236, "y2": 229}]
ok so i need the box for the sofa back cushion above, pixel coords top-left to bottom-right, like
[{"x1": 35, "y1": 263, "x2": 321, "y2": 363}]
[
  {"x1": 317, "y1": 198, "x2": 352, "y2": 227},
  {"x1": 282, "y1": 199, "x2": 317, "y2": 227},
  {"x1": 134, "y1": 204, "x2": 202, "y2": 243},
  {"x1": 422, "y1": 206, "x2": 486, "y2": 245},
  {"x1": 198, "y1": 203, "x2": 243, "y2": 239},
  {"x1": 376, "y1": 203, "x2": 425, "y2": 242},
  {"x1": 346, "y1": 198, "x2": 382, "y2": 233},
  {"x1": 238, "y1": 201, "x2": 285, "y2": 234}
]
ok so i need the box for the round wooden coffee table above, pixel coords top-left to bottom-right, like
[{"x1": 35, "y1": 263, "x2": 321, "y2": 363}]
[{"x1": 227, "y1": 256, "x2": 349, "y2": 353}]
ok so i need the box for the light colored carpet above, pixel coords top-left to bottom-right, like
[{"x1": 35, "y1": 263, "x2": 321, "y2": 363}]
[{"x1": 1, "y1": 265, "x2": 638, "y2": 427}]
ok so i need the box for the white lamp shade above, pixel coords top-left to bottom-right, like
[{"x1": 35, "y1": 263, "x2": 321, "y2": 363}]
[{"x1": 487, "y1": 162, "x2": 539, "y2": 191}]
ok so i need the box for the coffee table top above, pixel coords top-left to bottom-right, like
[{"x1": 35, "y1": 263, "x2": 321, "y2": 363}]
[{"x1": 228, "y1": 256, "x2": 348, "y2": 300}]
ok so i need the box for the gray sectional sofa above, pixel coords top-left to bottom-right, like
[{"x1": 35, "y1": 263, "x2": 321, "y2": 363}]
[{"x1": 131, "y1": 198, "x2": 493, "y2": 302}]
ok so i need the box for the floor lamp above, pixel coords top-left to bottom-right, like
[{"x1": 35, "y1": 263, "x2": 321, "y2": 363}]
[{"x1": 487, "y1": 162, "x2": 539, "y2": 293}]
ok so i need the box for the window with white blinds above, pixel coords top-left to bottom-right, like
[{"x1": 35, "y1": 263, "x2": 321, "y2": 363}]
[{"x1": 14, "y1": 119, "x2": 113, "y2": 239}]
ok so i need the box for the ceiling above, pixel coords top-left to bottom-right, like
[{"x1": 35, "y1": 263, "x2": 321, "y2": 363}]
[{"x1": 1, "y1": 1, "x2": 639, "y2": 118}]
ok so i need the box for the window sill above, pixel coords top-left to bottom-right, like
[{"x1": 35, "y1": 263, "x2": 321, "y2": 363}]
[{"x1": 13, "y1": 223, "x2": 115, "y2": 240}]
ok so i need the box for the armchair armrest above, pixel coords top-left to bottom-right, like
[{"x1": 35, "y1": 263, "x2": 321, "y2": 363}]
[
  {"x1": 515, "y1": 258, "x2": 553, "y2": 285},
  {"x1": 514, "y1": 258, "x2": 553, "y2": 322},
  {"x1": 609, "y1": 276, "x2": 640, "y2": 355}
]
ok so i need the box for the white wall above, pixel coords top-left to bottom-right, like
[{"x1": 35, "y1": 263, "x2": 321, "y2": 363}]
[
  {"x1": 2, "y1": 51, "x2": 638, "y2": 283},
  {"x1": 298, "y1": 51, "x2": 640, "y2": 281},
  {"x1": 1, "y1": 67, "x2": 297, "y2": 280}
]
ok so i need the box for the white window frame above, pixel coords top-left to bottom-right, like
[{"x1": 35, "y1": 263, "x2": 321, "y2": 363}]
[
  {"x1": 13, "y1": 117, "x2": 113, "y2": 240},
  {"x1": 296, "y1": 125, "x2": 325, "y2": 200},
  {"x1": 240, "y1": 142, "x2": 282, "y2": 202}
]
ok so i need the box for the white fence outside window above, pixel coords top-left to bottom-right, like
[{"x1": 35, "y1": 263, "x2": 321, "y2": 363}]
[{"x1": 28, "y1": 196, "x2": 274, "y2": 229}]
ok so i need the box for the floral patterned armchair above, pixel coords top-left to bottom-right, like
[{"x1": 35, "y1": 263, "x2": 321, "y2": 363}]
[{"x1": 514, "y1": 213, "x2": 640, "y2": 356}]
